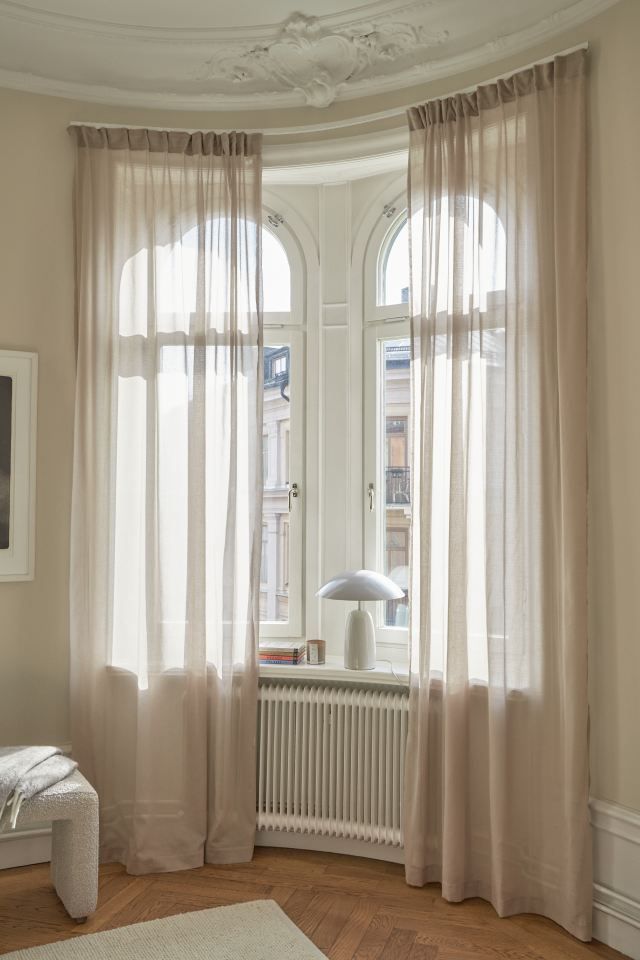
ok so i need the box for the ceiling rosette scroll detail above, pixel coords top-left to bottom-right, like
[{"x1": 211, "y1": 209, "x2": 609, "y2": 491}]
[
  {"x1": 0, "y1": 0, "x2": 606, "y2": 111},
  {"x1": 196, "y1": 12, "x2": 449, "y2": 108}
]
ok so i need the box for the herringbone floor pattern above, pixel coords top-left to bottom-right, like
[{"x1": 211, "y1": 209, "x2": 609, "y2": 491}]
[{"x1": 0, "y1": 848, "x2": 628, "y2": 959}]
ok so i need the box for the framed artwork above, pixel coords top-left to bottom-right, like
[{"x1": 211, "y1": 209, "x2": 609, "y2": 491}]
[{"x1": 0, "y1": 350, "x2": 37, "y2": 581}]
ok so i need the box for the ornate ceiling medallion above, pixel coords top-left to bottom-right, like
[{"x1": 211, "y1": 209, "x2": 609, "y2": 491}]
[{"x1": 197, "y1": 12, "x2": 448, "y2": 108}]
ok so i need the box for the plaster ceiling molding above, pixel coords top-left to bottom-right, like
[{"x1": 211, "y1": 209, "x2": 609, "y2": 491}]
[
  {"x1": 197, "y1": 11, "x2": 448, "y2": 108},
  {"x1": 0, "y1": 0, "x2": 623, "y2": 115},
  {"x1": 262, "y1": 126, "x2": 409, "y2": 183}
]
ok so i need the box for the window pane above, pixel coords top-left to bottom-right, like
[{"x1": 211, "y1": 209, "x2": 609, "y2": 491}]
[
  {"x1": 263, "y1": 229, "x2": 291, "y2": 312},
  {"x1": 261, "y1": 345, "x2": 291, "y2": 622},
  {"x1": 381, "y1": 220, "x2": 409, "y2": 306},
  {"x1": 381, "y1": 339, "x2": 411, "y2": 626}
]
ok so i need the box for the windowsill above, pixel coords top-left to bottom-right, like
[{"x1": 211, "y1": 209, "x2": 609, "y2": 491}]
[
  {"x1": 105, "y1": 656, "x2": 410, "y2": 688},
  {"x1": 259, "y1": 654, "x2": 409, "y2": 688}
]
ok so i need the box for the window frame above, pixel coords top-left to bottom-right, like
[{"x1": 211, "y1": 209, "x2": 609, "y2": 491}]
[
  {"x1": 363, "y1": 318, "x2": 411, "y2": 657},
  {"x1": 260, "y1": 212, "x2": 306, "y2": 642},
  {"x1": 362, "y1": 205, "x2": 411, "y2": 659},
  {"x1": 377, "y1": 216, "x2": 410, "y2": 312},
  {"x1": 260, "y1": 326, "x2": 304, "y2": 639},
  {"x1": 261, "y1": 219, "x2": 305, "y2": 328},
  {"x1": 366, "y1": 209, "x2": 411, "y2": 325}
]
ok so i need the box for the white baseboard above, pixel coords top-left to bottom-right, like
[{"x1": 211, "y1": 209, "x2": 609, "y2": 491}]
[
  {"x1": 0, "y1": 825, "x2": 51, "y2": 870},
  {"x1": 591, "y1": 797, "x2": 640, "y2": 960},
  {"x1": 255, "y1": 828, "x2": 405, "y2": 863}
]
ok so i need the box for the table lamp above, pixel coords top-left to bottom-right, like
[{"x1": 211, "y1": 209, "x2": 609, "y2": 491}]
[{"x1": 317, "y1": 569, "x2": 404, "y2": 670}]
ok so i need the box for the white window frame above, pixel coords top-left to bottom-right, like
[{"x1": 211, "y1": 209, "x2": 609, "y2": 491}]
[
  {"x1": 364, "y1": 318, "x2": 411, "y2": 655},
  {"x1": 262, "y1": 216, "x2": 305, "y2": 328},
  {"x1": 260, "y1": 213, "x2": 306, "y2": 641},
  {"x1": 365, "y1": 209, "x2": 411, "y2": 325},
  {"x1": 261, "y1": 326, "x2": 303, "y2": 639},
  {"x1": 363, "y1": 207, "x2": 411, "y2": 658}
]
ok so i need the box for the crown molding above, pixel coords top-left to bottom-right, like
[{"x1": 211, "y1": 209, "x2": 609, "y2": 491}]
[
  {"x1": 0, "y1": 0, "x2": 433, "y2": 43},
  {"x1": 264, "y1": 124, "x2": 407, "y2": 169},
  {"x1": 0, "y1": 0, "x2": 619, "y2": 114},
  {"x1": 264, "y1": 147, "x2": 407, "y2": 184}
]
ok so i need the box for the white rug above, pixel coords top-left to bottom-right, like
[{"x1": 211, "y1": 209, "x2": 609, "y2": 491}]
[{"x1": 4, "y1": 900, "x2": 327, "y2": 959}]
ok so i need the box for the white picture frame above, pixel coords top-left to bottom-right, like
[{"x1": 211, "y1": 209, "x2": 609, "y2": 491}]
[{"x1": 0, "y1": 350, "x2": 37, "y2": 581}]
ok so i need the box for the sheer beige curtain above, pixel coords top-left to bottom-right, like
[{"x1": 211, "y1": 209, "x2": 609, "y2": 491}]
[
  {"x1": 69, "y1": 127, "x2": 263, "y2": 873},
  {"x1": 404, "y1": 51, "x2": 591, "y2": 938}
]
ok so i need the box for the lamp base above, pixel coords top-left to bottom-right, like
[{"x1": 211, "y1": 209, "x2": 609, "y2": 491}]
[{"x1": 344, "y1": 609, "x2": 376, "y2": 670}]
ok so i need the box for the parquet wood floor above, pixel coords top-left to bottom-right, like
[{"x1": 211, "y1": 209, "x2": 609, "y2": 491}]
[{"x1": 0, "y1": 847, "x2": 629, "y2": 959}]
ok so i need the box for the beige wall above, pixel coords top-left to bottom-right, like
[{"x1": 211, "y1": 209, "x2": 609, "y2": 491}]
[
  {"x1": 585, "y1": 0, "x2": 640, "y2": 812},
  {"x1": 0, "y1": 0, "x2": 638, "y2": 810}
]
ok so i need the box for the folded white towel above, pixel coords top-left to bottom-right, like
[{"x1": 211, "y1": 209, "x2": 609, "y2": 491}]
[{"x1": 0, "y1": 746, "x2": 78, "y2": 830}]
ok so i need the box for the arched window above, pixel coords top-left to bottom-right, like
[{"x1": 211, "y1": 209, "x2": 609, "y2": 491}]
[
  {"x1": 412, "y1": 196, "x2": 506, "y2": 314},
  {"x1": 262, "y1": 228, "x2": 291, "y2": 313},
  {"x1": 365, "y1": 192, "x2": 507, "y2": 662},
  {"x1": 363, "y1": 205, "x2": 412, "y2": 647},
  {"x1": 376, "y1": 199, "x2": 507, "y2": 313},
  {"x1": 119, "y1": 222, "x2": 293, "y2": 331},
  {"x1": 114, "y1": 212, "x2": 305, "y2": 673},
  {"x1": 379, "y1": 218, "x2": 409, "y2": 307},
  {"x1": 113, "y1": 212, "x2": 263, "y2": 676}
]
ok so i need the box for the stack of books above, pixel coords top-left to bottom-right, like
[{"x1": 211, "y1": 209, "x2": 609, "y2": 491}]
[{"x1": 259, "y1": 640, "x2": 306, "y2": 666}]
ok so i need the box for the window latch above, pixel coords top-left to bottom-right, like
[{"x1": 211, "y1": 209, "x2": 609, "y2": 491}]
[
  {"x1": 368, "y1": 482, "x2": 375, "y2": 512},
  {"x1": 288, "y1": 482, "x2": 299, "y2": 512}
]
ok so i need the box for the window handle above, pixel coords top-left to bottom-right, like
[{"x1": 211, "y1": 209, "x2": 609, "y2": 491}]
[
  {"x1": 368, "y1": 482, "x2": 375, "y2": 512},
  {"x1": 288, "y1": 482, "x2": 299, "y2": 512}
]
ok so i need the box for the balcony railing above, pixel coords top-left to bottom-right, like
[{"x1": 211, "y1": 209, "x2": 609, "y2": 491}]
[{"x1": 386, "y1": 467, "x2": 410, "y2": 505}]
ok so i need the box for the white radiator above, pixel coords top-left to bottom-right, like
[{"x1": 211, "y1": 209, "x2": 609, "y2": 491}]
[{"x1": 257, "y1": 683, "x2": 409, "y2": 847}]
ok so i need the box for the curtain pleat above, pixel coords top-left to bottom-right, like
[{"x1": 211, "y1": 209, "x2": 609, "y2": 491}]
[
  {"x1": 69, "y1": 125, "x2": 263, "y2": 872},
  {"x1": 404, "y1": 51, "x2": 591, "y2": 939}
]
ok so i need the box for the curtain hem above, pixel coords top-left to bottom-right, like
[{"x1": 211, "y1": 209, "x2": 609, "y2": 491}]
[
  {"x1": 100, "y1": 848, "x2": 205, "y2": 875},
  {"x1": 205, "y1": 843, "x2": 255, "y2": 865},
  {"x1": 404, "y1": 866, "x2": 592, "y2": 942}
]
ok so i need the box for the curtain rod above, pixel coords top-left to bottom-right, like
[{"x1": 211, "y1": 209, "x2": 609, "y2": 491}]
[
  {"x1": 414, "y1": 41, "x2": 589, "y2": 103},
  {"x1": 69, "y1": 41, "x2": 588, "y2": 140}
]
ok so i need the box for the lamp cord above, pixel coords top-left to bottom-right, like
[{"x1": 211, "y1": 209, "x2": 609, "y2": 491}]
[{"x1": 377, "y1": 658, "x2": 408, "y2": 685}]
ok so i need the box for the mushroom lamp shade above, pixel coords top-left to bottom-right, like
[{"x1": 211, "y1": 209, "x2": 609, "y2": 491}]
[{"x1": 317, "y1": 569, "x2": 404, "y2": 670}]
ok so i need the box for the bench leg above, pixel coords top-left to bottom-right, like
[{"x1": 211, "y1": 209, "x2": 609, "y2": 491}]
[{"x1": 50, "y1": 798, "x2": 99, "y2": 920}]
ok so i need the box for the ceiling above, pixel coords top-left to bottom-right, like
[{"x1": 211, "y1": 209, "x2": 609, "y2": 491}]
[{"x1": 0, "y1": 0, "x2": 617, "y2": 111}]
